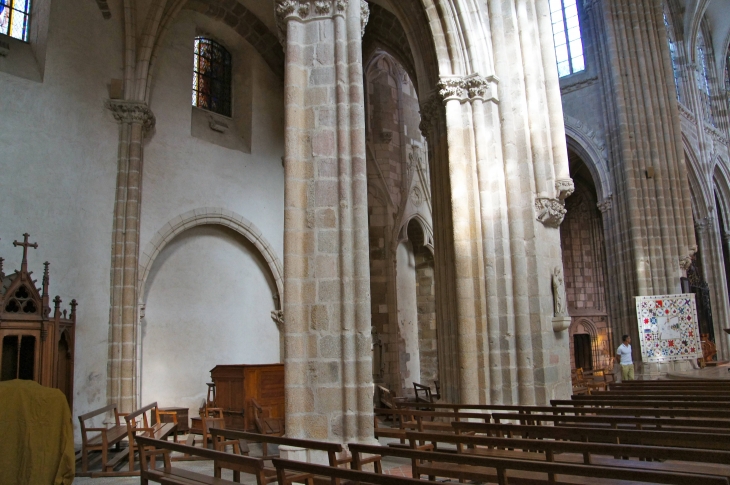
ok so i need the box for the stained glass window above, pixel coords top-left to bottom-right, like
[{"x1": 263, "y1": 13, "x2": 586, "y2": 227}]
[
  {"x1": 663, "y1": 11, "x2": 682, "y2": 102},
  {"x1": 192, "y1": 37, "x2": 232, "y2": 117},
  {"x1": 0, "y1": 0, "x2": 31, "y2": 42},
  {"x1": 548, "y1": 0, "x2": 585, "y2": 78},
  {"x1": 696, "y1": 31, "x2": 715, "y2": 127}
]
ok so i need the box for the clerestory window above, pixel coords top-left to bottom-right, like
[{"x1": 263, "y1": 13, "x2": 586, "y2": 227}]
[
  {"x1": 548, "y1": 0, "x2": 585, "y2": 78},
  {"x1": 0, "y1": 0, "x2": 31, "y2": 42},
  {"x1": 192, "y1": 37, "x2": 232, "y2": 117}
]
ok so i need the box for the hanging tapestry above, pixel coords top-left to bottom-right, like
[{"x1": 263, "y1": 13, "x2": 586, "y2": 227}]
[{"x1": 634, "y1": 294, "x2": 701, "y2": 363}]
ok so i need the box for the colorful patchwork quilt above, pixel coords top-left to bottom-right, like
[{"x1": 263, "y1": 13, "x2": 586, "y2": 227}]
[{"x1": 634, "y1": 294, "x2": 701, "y2": 363}]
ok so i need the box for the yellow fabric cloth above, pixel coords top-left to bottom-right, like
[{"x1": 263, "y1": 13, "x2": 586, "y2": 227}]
[{"x1": 0, "y1": 380, "x2": 75, "y2": 485}]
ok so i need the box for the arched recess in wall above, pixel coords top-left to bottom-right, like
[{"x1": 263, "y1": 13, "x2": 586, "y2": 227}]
[
  {"x1": 563, "y1": 116, "x2": 612, "y2": 204},
  {"x1": 137, "y1": 210, "x2": 285, "y2": 413},
  {"x1": 683, "y1": 138, "x2": 713, "y2": 219}
]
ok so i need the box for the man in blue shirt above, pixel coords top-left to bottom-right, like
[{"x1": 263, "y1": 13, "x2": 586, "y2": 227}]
[{"x1": 616, "y1": 334, "x2": 634, "y2": 381}]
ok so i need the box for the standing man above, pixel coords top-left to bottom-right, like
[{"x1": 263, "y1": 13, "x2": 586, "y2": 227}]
[{"x1": 616, "y1": 334, "x2": 634, "y2": 381}]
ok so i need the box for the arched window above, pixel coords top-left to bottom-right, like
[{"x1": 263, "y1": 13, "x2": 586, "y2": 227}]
[
  {"x1": 192, "y1": 37, "x2": 232, "y2": 117},
  {"x1": 548, "y1": 0, "x2": 585, "y2": 78},
  {"x1": 663, "y1": 10, "x2": 682, "y2": 102},
  {"x1": 0, "y1": 0, "x2": 31, "y2": 41},
  {"x1": 696, "y1": 31, "x2": 715, "y2": 126}
]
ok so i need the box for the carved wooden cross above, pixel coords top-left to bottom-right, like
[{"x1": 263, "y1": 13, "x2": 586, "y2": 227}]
[{"x1": 14, "y1": 233, "x2": 38, "y2": 271}]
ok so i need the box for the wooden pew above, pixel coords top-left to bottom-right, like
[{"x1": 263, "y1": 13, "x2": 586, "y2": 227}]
[
  {"x1": 271, "y1": 458, "x2": 437, "y2": 485},
  {"x1": 252, "y1": 398, "x2": 285, "y2": 436},
  {"x1": 125, "y1": 402, "x2": 178, "y2": 473},
  {"x1": 551, "y1": 399, "x2": 730, "y2": 410},
  {"x1": 404, "y1": 431, "x2": 730, "y2": 479},
  {"x1": 77, "y1": 403, "x2": 129, "y2": 476},
  {"x1": 451, "y1": 421, "x2": 730, "y2": 451},
  {"x1": 135, "y1": 435, "x2": 272, "y2": 485},
  {"x1": 347, "y1": 443, "x2": 730, "y2": 485},
  {"x1": 489, "y1": 411, "x2": 730, "y2": 431},
  {"x1": 391, "y1": 401, "x2": 730, "y2": 420},
  {"x1": 572, "y1": 393, "x2": 730, "y2": 402},
  {"x1": 373, "y1": 408, "x2": 490, "y2": 444}
]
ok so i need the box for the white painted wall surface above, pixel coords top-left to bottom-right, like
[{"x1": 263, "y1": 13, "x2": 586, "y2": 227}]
[
  {"x1": 396, "y1": 241, "x2": 420, "y2": 391},
  {"x1": 141, "y1": 225, "x2": 280, "y2": 417}
]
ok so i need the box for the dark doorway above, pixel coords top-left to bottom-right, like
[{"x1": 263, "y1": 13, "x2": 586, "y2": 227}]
[{"x1": 573, "y1": 334, "x2": 592, "y2": 370}]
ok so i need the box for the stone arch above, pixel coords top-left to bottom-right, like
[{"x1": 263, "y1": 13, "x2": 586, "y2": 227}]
[
  {"x1": 683, "y1": 0, "x2": 711, "y2": 61},
  {"x1": 138, "y1": 208, "x2": 284, "y2": 306},
  {"x1": 714, "y1": 161, "x2": 730, "y2": 230},
  {"x1": 398, "y1": 214, "x2": 435, "y2": 255},
  {"x1": 563, "y1": 115, "x2": 612, "y2": 204},
  {"x1": 683, "y1": 136, "x2": 713, "y2": 219}
]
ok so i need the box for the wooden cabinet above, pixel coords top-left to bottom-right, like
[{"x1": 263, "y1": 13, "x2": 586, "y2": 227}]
[{"x1": 210, "y1": 363, "x2": 284, "y2": 431}]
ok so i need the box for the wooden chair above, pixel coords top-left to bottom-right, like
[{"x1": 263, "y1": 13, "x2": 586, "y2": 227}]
[
  {"x1": 413, "y1": 382, "x2": 434, "y2": 403},
  {"x1": 252, "y1": 398, "x2": 284, "y2": 436}
]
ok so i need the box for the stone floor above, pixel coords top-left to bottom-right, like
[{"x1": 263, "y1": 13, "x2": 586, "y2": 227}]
[{"x1": 667, "y1": 361, "x2": 730, "y2": 380}]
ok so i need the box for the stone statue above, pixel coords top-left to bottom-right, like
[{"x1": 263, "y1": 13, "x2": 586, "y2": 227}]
[{"x1": 552, "y1": 266, "x2": 567, "y2": 317}]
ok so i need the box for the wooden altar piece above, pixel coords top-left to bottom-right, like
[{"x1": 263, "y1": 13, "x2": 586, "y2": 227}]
[
  {"x1": 210, "y1": 363, "x2": 284, "y2": 432},
  {"x1": 0, "y1": 234, "x2": 76, "y2": 409}
]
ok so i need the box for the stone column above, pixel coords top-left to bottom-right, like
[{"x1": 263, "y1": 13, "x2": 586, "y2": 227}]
[
  {"x1": 277, "y1": 0, "x2": 374, "y2": 443},
  {"x1": 105, "y1": 100, "x2": 155, "y2": 412},
  {"x1": 695, "y1": 215, "x2": 730, "y2": 358},
  {"x1": 588, "y1": 0, "x2": 697, "y2": 362}
]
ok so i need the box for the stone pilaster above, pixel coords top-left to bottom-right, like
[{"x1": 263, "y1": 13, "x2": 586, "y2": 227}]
[
  {"x1": 105, "y1": 100, "x2": 155, "y2": 412},
  {"x1": 278, "y1": 0, "x2": 373, "y2": 443}
]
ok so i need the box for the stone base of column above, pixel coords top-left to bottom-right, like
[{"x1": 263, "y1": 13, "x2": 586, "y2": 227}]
[{"x1": 637, "y1": 360, "x2": 695, "y2": 379}]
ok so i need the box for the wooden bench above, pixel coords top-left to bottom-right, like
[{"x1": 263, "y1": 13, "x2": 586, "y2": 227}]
[
  {"x1": 348, "y1": 442, "x2": 730, "y2": 485},
  {"x1": 125, "y1": 402, "x2": 179, "y2": 473},
  {"x1": 489, "y1": 411, "x2": 730, "y2": 432},
  {"x1": 572, "y1": 393, "x2": 730, "y2": 402},
  {"x1": 208, "y1": 428, "x2": 374, "y2": 485},
  {"x1": 404, "y1": 431, "x2": 730, "y2": 479},
  {"x1": 551, "y1": 398, "x2": 730, "y2": 410},
  {"x1": 451, "y1": 421, "x2": 730, "y2": 451},
  {"x1": 135, "y1": 435, "x2": 271, "y2": 485},
  {"x1": 271, "y1": 457, "x2": 436, "y2": 485},
  {"x1": 78, "y1": 403, "x2": 129, "y2": 476},
  {"x1": 373, "y1": 407, "x2": 490, "y2": 444}
]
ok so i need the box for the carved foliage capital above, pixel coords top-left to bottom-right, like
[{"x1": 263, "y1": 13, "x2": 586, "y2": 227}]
[
  {"x1": 596, "y1": 195, "x2": 613, "y2": 213},
  {"x1": 360, "y1": 0, "x2": 369, "y2": 37},
  {"x1": 535, "y1": 197, "x2": 567, "y2": 228},
  {"x1": 419, "y1": 95, "x2": 445, "y2": 137},
  {"x1": 106, "y1": 100, "x2": 155, "y2": 133},
  {"x1": 438, "y1": 77, "x2": 467, "y2": 101}
]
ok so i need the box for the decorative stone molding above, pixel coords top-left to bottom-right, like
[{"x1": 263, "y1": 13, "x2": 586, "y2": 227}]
[
  {"x1": 596, "y1": 195, "x2": 613, "y2": 213},
  {"x1": 555, "y1": 178, "x2": 575, "y2": 200},
  {"x1": 677, "y1": 102, "x2": 696, "y2": 123},
  {"x1": 560, "y1": 76, "x2": 598, "y2": 95},
  {"x1": 105, "y1": 100, "x2": 155, "y2": 133},
  {"x1": 704, "y1": 124, "x2": 729, "y2": 146},
  {"x1": 535, "y1": 197, "x2": 567, "y2": 228},
  {"x1": 679, "y1": 255, "x2": 693, "y2": 272}
]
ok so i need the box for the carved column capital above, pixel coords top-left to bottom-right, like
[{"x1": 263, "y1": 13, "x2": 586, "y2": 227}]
[
  {"x1": 418, "y1": 94, "x2": 445, "y2": 138},
  {"x1": 437, "y1": 76, "x2": 467, "y2": 101},
  {"x1": 535, "y1": 196, "x2": 567, "y2": 228},
  {"x1": 597, "y1": 195, "x2": 613, "y2": 213},
  {"x1": 694, "y1": 216, "x2": 712, "y2": 235},
  {"x1": 276, "y1": 0, "x2": 364, "y2": 44},
  {"x1": 555, "y1": 178, "x2": 575, "y2": 200},
  {"x1": 463, "y1": 74, "x2": 499, "y2": 102},
  {"x1": 105, "y1": 100, "x2": 155, "y2": 134}
]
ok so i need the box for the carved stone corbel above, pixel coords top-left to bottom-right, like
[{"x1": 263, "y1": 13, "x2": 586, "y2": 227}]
[
  {"x1": 535, "y1": 197, "x2": 567, "y2": 228},
  {"x1": 597, "y1": 195, "x2": 613, "y2": 213},
  {"x1": 418, "y1": 94, "x2": 445, "y2": 138},
  {"x1": 555, "y1": 178, "x2": 575, "y2": 200}
]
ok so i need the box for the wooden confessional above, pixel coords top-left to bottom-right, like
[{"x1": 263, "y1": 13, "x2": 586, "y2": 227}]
[{"x1": 0, "y1": 233, "x2": 77, "y2": 409}]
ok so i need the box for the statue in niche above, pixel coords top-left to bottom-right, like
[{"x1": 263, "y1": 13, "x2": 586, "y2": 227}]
[{"x1": 552, "y1": 266, "x2": 568, "y2": 317}]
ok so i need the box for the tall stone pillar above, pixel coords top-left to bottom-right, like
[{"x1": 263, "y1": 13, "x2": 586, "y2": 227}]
[
  {"x1": 105, "y1": 100, "x2": 155, "y2": 412},
  {"x1": 277, "y1": 0, "x2": 374, "y2": 443},
  {"x1": 588, "y1": 0, "x2": 697, "y2": 367}
]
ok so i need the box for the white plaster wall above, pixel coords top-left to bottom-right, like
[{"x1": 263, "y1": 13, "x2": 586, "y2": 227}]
[
  {"x1": 0, "y1": 0, "x2": 124, "y2": 430},
  {"x1": 141, "y1": 10, "x2": 285, "y2": 259},
  {"x1": 141, "y1": 225, "x2": 279, "y2": 417},
  {"x1": 396, "y1": 241, "x2": 419, "y2": 390}
]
